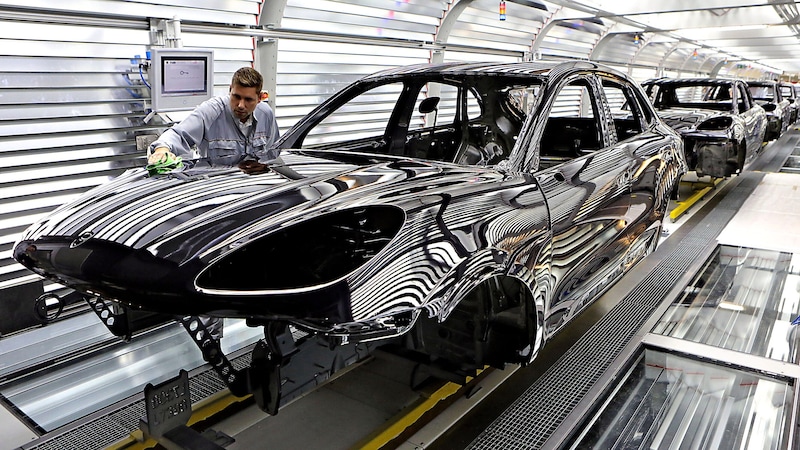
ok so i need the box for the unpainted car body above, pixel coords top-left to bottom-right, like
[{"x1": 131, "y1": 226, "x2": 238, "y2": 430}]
[
  {"x1": 779, "y1": 82, "x2": 799, "y2": 125},
  {"x1": 14, "y1": 61, "x2": 685, "y2": 399},
  {"x1": 644, "y1": 78, "x2": 766, "y2": 178},
  {"x1": 794, "y1": 84, "x2": 800, "y2": 117},
  {"x1": 748, "y1": 80, "x2": 790, "y2": 141}
]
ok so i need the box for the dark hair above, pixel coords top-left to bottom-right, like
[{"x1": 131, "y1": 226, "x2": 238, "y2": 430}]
[{"x1": 231, "y1": 67, "x2": 263, "y2": 92}]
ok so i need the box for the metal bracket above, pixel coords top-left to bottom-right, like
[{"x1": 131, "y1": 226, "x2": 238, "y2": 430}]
[
  {"x1": 179, "y1": 317, "x2": 378, "y2": 416},
  {"x1": 250, "y1": 322, "x2": 298, "y2": 414},
  {"x1": 149, "y1": 17, "x2": 182, "y2": 48},
  {"x1": 178, "y1": 317, "x2": 296, "y2": 415},
  {"x1": 86, "y1": 296, "x2": 132, "y2": 340},
  {"x1": 140, "y1": 369, "x2": 230, "y2": 450},
  {"x1": 178, "y1": 316, "x2": 250, "y2": 397}
]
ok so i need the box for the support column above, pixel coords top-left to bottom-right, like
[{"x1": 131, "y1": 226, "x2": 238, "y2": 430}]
[{"x1": 254, "y1": 0, "x2": 288, "y2": 111}]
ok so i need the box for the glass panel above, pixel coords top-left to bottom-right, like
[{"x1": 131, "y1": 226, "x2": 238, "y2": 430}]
[
  {"x1": 540, "y1": 80, "x2": 602, "y2": 167},
  {"x1": 505, "y1": 85, "x2": 540, "y2": 118},
  {"x1": 782, "y1": 154, "x2": 800, "y2": 173},
  {"x1": 578, "y1": 349, "x2": 792, "y2": 449},
  {"x1": 600, "y1": 79, "x2": 647, "y2": 140},
  {"x1": 652, "y1": 82, "x2": 734, "y2": 111},
  {"x1": 652, "y1": 245, "x2": 800, "y2": 362}
]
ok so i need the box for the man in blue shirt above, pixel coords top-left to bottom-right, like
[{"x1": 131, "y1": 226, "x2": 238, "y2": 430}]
[{"x1": 147, "y1": 67, "x2": 280, "y2": 174}]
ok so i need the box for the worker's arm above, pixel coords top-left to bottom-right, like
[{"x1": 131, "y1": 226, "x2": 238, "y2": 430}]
[{"x1": 146, "y1": 97, "x2": 223, "y2": 164}]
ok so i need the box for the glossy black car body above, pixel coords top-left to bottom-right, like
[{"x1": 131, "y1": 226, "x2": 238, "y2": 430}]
[
  {"x1": 643, "y1": 78, "x2": 766, "y2": 178},
  {"x1": 748, "y1": 80, "x2": 790, "y2": 141},
  {"x1": 15, "y1": 61, "x2": 685, "y2": 384}
]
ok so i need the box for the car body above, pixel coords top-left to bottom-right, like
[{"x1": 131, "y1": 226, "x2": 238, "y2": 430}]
[
  {"x1": 14, "y1": 61, "x2": 685, "y2": 390},
  {"x1": 794, "y1": 84, "x2": 800, "y2": 112},
  {"x1": 779, "y1": 82, "x2": 799, "y2": 125},
  {"x1": 747, "y1": 80, "x2": 790, "y2": 141},
  {"x1": 643, "y1": 78, "x2": 766, "y2": 178}
]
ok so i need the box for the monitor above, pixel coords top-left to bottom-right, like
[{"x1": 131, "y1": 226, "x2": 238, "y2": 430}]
[{"x1": 149, "y1": 48, "x2": 214, "y2": 112}]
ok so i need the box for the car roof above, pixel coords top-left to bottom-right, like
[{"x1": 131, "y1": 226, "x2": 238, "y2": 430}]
[
  {"x1": 645, "y1": 77, "x2": 738, "y2": 86},
  {"x1": 359, "y1": 60, "x2": 628, "y2": 82},
  {"x1": 747, "y1": 80, "x2": 778, "y2": 86}
]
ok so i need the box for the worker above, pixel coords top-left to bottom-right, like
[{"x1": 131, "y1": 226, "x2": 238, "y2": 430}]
[
  {"x1": 147, "y1": 67, "x2": 280, "y2": 339},
  {"x1": 147, "y1": 66, "x2": 280, "y2": 174}
]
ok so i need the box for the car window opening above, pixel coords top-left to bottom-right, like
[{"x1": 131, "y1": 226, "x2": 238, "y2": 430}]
[{"x1": 539, "y1": 80, "x2": 602, "y2": 170}]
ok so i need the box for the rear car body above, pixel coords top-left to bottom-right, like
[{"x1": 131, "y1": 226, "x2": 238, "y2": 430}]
[{"x1": 748, "y1": 80, "x2": 790, "y2": 141}]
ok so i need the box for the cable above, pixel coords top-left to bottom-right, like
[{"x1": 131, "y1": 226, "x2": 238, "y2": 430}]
[{"x1": 140, "y1": 63, "x2": 151, "y2": 89}]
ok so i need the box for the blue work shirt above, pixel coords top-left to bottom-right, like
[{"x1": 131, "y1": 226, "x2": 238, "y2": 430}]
[{"x1": 149, "y1": 95, "x2": 281, "y2": 166}]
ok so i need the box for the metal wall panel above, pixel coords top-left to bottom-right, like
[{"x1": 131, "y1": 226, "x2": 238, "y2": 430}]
[
  {"x1": 282, "y1": 0, "x2": 444, "y2": 41},
  {"x1": 634, "y1": 42, "x2": 674, "y2": 68},
  {"x1": 662, "y1": 48, "x2": 698, "y2": 76},
  {"x1": 442, "y1": 51, "x2": 519, "y2": 64},
  {"x1": 0, "y1": 2, "x2": 259, "y2": 300},
  {"x1": 275, "y1": 38, "x2": 431, "y2": 131},
  {"x1": 593, "y1": 34, "x2": 640, "y2": 65},
  {"x1": 630, "y1": 67, "x2": 660, "y2": 83},
  {"x1": 276, "y1": 0, "x2": 443, "y2": 134},
  {"x1": 0, "y1": 0, "x2": 258, "y2": 24}
]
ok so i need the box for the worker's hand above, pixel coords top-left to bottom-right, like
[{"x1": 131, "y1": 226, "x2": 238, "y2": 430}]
[
  {"x1": 148, "y1": 147, "x2": 175, "y2": 165},
  {"x1": 238, "y1": 160, "x2": 270, "y2": 175}
]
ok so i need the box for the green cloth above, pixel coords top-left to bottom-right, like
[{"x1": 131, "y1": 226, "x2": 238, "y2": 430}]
[{"x1": 146, "y1": 154, "x2": 184, "y2": 176}]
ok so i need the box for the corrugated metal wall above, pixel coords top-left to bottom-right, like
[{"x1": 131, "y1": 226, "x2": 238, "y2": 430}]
[
  {"x1": 0, "y1": 2, "x2": 260, "y2": 304},
  {"x1": 538, "y1": 20, "x2": 605, "y2": 60},
  {"x1": 275, "y1": 0, "x2": 440, "y2": 133}
]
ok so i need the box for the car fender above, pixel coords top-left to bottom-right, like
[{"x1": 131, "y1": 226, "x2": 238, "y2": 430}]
[{"x1": 421, "y1": 242, "x2": 549, "y2": 361}]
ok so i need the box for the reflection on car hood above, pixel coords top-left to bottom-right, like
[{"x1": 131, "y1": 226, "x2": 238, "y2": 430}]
[
  {"x1": 655, "y1": 107, "x2": 723, "y2": 131},
  {"x1": 18, "y1": 151, "x2": 507, "y2": 265}
]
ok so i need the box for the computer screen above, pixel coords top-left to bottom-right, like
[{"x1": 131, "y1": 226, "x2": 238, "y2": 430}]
[{"x1": 150, "y1": 48, "x2": 214, "y2": 112}]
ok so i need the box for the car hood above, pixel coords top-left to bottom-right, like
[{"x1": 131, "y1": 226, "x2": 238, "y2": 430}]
[
  {"x1": 655, "y1": 107, "x2": 725, "y2": 132},
  {"x1": 17, "y1": 151, "x2": 512, "y2": 266}
]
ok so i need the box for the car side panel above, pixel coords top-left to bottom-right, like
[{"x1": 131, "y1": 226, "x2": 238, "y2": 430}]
[
  {"x1": 742, "y1": 106, "x2": 766, "y2": 159},
  {"x1": 536, "y1": 143, "x2": 639, "y2": 334}
]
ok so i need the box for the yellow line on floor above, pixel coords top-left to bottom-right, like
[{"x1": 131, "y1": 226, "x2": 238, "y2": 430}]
[
  {"x1": 355, "y1": 370, "x2": 484, "y2": 450},
  {"x1": 670, "y1": 178, "x2": 722, "y2": 222},
  {"x1": 106, "y1": 391, "x2": 250, "y2": 450}
]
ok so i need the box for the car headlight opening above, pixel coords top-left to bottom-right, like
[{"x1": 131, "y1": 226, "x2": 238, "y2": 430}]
[{"x1": 196, "y1": 205, "x2": 405, "y2": 291}]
